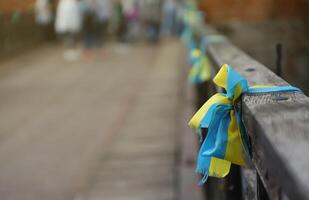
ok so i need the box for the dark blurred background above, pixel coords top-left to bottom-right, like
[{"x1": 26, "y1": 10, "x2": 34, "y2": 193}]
[
  {"x1": 1, "y1": 0, "x2": 308, "y2": 92},
  {"x1": 198, "y1": 0, "x2": 309, "y2": 94}
]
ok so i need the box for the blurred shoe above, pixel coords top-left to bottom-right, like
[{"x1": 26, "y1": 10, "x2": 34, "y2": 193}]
[
  {"x1": 82, "y1": 49, "x2": 95, "y2": 61},
  {"x1": 113, "y1": 44, "x2": 131, "y2": 55},
  {"x1": 63, "y1": 49, "x2": 80, "y2": 61}
]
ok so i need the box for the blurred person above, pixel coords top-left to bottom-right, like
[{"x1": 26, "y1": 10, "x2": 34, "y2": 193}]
[
  {"x1": 175, "y1": 1, "x2": 185, "y2": 35},
  {"x1": 35, "y1": 0, "x2": 52, "y2": 25},
  {"x1": 122, "y1": 0, "x2": 135, "y2": 20},
  {"x1": 80, "y1": 0, "x2": 100, "y2": 51},
  {"x1": 97, "y1": 0, "x2": 112, "y2": 47},
  {"x1": 161, "y1": 0, "x2": 177, "y2": 36},
  {"x1": 140, "y1": 0, "x2": 162, "y2": 43},
  {"x1": 55, "y1": 0, "x2": 82, "y2": 60},
  {"x1": 35, "y1": 0, "x2": 54, "y2": 40},
  {"x1": 112, "y1": 0, "x2": 126, "y2": 42},
  {"x1": 122, "y1": 0, "x2": 140, "y2": 42}
]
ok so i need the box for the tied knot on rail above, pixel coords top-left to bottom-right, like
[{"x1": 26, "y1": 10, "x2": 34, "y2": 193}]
[{"x1": 188, "y1": 64, "x2": 302, "y2": 184}]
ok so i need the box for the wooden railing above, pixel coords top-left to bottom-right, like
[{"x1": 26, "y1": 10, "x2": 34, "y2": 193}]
[{"x1": 190, "y1": 25, "x2": 309, "y2": 200}]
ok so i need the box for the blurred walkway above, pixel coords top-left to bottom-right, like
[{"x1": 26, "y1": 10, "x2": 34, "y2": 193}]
[{"x1": 0, "y1": 40, "x2": 183, "y2": 200}]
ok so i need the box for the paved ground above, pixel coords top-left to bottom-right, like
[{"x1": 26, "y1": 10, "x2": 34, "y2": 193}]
[{"x1": 0, "y1": 40, "x2": 183, "y2": 200}]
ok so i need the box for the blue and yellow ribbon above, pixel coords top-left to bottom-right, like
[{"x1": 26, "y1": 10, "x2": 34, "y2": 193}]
[
  {"x1": 188, "y1": 64, "x2": 301, "y2": 183},
  {"x1": 188, "y1": 49, "x2": 211, "y2": 84},
  {"x1": 181, "y1": 3, "x2": 203, "y2": 50},
  {"x1": 186, "y1": 35, "x2": 225, "y2": 85}
]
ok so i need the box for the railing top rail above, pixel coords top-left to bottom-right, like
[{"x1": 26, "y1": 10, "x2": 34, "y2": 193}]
[{"x1": 196, "y1": 25, "x2": 309, "y2": 200}]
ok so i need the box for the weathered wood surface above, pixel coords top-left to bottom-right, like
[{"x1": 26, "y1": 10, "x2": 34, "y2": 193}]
[
  {"x1": 178, "y1": 44, "x2": 205, "y2": 200},
  {"x1": 241, "y1": 168, "x2": 257, "y2": 200},
  {"x1": 178, "y1": 79, "x2": 205, "y2": 200},
  {"x1": 205, "y1": 37, "x2": 309, "y2": 199}
]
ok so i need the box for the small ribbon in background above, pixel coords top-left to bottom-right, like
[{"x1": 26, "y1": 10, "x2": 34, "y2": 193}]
[
  {"x1": 187, "y1": 35, "x2": 226, "y2": 84},
  {"x1": 181, "y1": 3, "x2": 203, "y2": 51},
  {"x1": 188, "y1": 49, "x2": 211, "y2": 84},
  {"x1": 188, "y1": 64, "x2": 301, "y2": 184}
]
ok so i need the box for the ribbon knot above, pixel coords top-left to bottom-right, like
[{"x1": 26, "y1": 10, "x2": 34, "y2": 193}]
[{"x1": 189, "y1": 64, "x2": 301, "y2": 184}]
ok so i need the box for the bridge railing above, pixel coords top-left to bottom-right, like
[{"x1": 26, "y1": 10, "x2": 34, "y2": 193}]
[{"x1": 189, "y1": 25, "x2": 309, "y2": 200}]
